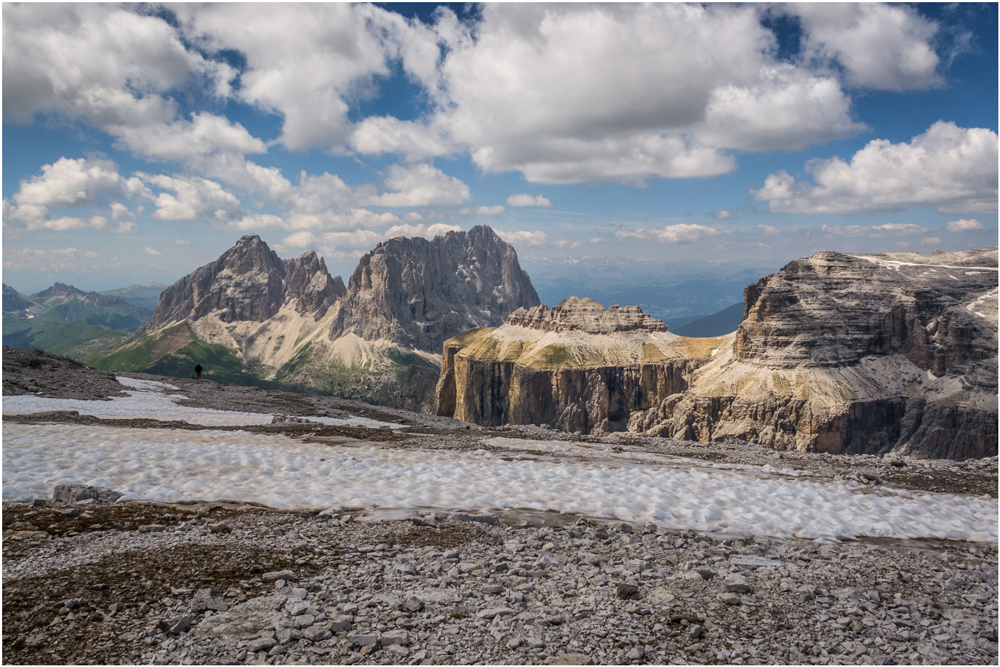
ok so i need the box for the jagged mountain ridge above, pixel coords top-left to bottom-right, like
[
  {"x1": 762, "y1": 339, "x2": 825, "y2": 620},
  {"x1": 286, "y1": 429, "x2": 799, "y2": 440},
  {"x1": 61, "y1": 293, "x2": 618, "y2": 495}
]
[
  {"x1": 140, "y1": 236, "x2": 343, "y2": 332},
  {"x1": 93, "y1": 227, "x2": 539, "y2": 412},
  {"x1": 438, "y1": 246, "x2": 998, "y2": 459}
]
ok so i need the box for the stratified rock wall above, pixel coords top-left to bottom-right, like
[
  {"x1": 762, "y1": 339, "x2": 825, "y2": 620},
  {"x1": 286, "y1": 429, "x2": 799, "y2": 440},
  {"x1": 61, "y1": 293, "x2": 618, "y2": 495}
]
[
  {"x1": 438, "y1": 299, "x2": 712, "y2": 434},
  {"x1": 439, "y1": 247, "x2": 998, "y2": 459}
]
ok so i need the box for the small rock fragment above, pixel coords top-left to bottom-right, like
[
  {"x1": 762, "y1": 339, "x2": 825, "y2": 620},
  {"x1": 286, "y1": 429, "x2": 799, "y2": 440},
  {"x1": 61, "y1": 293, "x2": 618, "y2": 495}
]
[{"x1": 616, "y1": 583, "x2": 640, "y2": 600}]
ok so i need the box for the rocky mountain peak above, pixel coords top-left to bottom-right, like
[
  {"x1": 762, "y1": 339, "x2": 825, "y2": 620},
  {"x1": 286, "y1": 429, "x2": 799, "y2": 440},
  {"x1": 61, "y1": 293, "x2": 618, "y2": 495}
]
[
  {"x1": 141, "y1": 236, "x2": 309, "y2": 332},
  {"x1": 216, "y1": 233, "x2": 285, "y2": 278},
  {"x1": 331, "y1": 225, "x2": 540, "y2": 352},
  {"x1": 284, "y1": 251, "x2": 344, "y2": 317},
  {"x1": 506, "y1": 297, "x2": 669, "y2": 334},
  {"x1": 35, "y1": 282, "x2": 86, "y2": 299},
  {"x1": 2, "y1": 284, "x2": 41, "y2": 319}
]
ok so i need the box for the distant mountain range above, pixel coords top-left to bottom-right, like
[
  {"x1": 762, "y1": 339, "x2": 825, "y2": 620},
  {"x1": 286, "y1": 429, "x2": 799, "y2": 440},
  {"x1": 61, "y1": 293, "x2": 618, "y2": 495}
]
[
  {"x1": 2, "y1": 282, "x2": 166, "y2": 360},
  {"x1": 85, "y1": 227, "x2": 539, "y2": 412},
  {"x1": 99, "y1": 283, "x2": 171, "y2": 311},
  {"x1": 521, "y1": 256, "x2": 779, "y2": 328},
  {"x1": 671, "y1": 302, "x2": 744, "y2": 337}
]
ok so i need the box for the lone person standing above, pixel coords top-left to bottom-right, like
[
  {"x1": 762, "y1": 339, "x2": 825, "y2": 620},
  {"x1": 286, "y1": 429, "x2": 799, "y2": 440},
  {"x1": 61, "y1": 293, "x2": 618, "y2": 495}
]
[{"x1": 194, "y1": 363, "x2": 203, "y2": 380}]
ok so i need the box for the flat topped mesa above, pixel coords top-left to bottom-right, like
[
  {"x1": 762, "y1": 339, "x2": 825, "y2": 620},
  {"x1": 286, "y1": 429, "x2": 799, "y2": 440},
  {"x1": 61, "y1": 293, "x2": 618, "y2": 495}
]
[{"x1": 506, "y1": 296, "x2": 669, "y2": 334}]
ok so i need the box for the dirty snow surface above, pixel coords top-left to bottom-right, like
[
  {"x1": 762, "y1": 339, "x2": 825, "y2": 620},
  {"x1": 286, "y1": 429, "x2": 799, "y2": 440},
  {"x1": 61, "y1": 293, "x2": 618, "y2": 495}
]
[
  {"x1": 3, "y1": 406, "x2": 997, "y2": 542},
  {"x1": 1, "y1": 376, "x2": 406, "y2": 429}
]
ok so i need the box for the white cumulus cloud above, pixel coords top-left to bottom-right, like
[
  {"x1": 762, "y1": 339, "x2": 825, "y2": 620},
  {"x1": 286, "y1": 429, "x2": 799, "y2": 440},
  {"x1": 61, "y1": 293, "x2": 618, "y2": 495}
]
[
  {"x1": 112, "y1": 113, "x2": 267, "y2": 163},
  {"x1": 370, "y1": 164, "x2": 471, "y2": 207},
  {"x1": 793, "y1": 3, "x2": 943, "y2": 91},
  {"x1": 754, "y1": 122, "x2": 998, "y2": 214},
  {"x1": 946, "y1": 218, "x2": 984, "y2": 232},
  {"x1": 615, "y1": 224, "x2": 720, "y2": 243},
  {"x1": 144, "y1": 174, "x2": 245, "y2": 223},
  {"x1": 496, "y1": 230, "x2": 550, "y2": 247},
  {"x1": 506, "y1": 194, "x2": 553, "y2": 208},
  {"x1": 144, "y1": 247, "x2": 162, "y2": 256}
]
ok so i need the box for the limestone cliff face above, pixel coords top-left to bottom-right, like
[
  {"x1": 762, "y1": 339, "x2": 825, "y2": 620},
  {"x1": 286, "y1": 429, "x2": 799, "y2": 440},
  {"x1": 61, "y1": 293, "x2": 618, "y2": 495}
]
[
  {"x1": 436, "y1": 298, "x2": 718, "y2": 433},
  {"x1": 438, "y1": 247, "x2": 998, "y2": 459},
  {"x1": 329, "y1": 226, "x2": 540, "y2": 353}
]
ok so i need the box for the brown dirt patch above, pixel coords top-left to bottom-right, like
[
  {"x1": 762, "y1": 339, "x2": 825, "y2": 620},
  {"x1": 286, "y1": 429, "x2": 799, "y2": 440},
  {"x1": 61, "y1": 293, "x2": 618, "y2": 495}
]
[
  {"x1": 150, "y1": 324, "x2": 194, "y2": 359},
  {"x1": 880, "y1": 468, "x2": 998, "y2": 498},
  {"x1": 2, "y1": 543, "x2": 305, "y2": 665},
  {"x1": 386, "y1": 523, "x2": 482, "y2": 550}
]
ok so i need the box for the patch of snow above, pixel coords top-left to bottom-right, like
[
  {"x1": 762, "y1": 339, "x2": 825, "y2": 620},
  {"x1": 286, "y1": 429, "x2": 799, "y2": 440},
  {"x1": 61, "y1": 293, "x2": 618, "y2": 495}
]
[
  {"x1": 117, "y1": 376, "x2": 179, "y2": 391},
  {"x1": 2, "y1": 381, "x2": 405, "y2": 429},
  {"x1": 3, "y1": 424, "x2": 995, "y2": 543},
  {"x1": 856, "y1": 256, "x2": 998, "y2": 271}
]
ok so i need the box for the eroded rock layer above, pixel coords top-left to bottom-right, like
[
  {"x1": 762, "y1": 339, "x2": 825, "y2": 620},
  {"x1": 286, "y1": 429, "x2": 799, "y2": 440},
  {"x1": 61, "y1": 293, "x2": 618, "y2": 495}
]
[{"x1": 438, "y1": 247, "x2": 999, "y2": 459}]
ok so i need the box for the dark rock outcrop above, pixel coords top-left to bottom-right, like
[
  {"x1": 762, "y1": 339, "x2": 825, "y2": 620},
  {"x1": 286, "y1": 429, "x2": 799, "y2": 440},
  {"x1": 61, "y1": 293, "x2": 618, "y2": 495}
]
[
  {"x1": 329, "y1": 226, "x2": 540, "y2": 353},
  {"x1": 2, "y1": 345, "x2": 124, "y2": 400},
  {"x1": 439, "y1": 247, "x2": 998, "y2": 459}
]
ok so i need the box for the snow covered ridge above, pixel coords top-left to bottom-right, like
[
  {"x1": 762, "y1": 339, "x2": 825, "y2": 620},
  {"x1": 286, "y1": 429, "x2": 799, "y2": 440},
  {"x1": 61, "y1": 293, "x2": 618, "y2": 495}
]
[
  {"x1": 3, "y1": 424, "x2": 996, "y2": 543},
  {"x1": 1, "y1": 375, "x2": 407, "y2": 429}
]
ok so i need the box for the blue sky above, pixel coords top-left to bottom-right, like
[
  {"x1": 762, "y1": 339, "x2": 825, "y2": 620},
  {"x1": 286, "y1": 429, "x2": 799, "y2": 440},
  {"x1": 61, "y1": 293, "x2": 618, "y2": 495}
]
[{"x1": 2, "y1": 2, "x2": 997, "y2": 294}]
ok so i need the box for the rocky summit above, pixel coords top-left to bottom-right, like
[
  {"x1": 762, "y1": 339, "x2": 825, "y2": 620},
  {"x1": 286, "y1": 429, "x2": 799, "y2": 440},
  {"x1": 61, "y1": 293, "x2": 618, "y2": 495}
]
[
  {"x1": 438, "y1": 247, "x2": 998, "y2": 460},
  {"x1": 91, "y1": 227, "x2": 538, "y2": 412},
  {"x1": 140, "y1": 235, "x2": 341, "y2": 331},
  {"x1": 506, "y1": 297, "x2": 668, "y2": 334},
  {"x1": 329, "y1": 225, "x2": 539, "y2": 353}
]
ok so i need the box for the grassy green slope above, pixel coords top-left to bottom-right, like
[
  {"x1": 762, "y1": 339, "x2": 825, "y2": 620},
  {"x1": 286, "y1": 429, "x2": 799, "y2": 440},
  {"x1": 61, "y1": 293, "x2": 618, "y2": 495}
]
[
  {"x1": 86, "y1": 324, "x2": 275, "y2": 387},
  {"x1": 88, "y1": 324, "x2": 440, "y2": 411},
  {"x1": 3, "y1": 318, "x2": 130, "y2": 359}
]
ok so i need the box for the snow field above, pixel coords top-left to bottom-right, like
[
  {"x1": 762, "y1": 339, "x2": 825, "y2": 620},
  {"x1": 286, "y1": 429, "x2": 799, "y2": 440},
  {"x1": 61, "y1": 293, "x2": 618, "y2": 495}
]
[
  {"x1": 1, "y1": 377, "x2": 405, "y2": 429},
  {"x1": 3, "y1": 424, "x2": 995, "y2": 543}
]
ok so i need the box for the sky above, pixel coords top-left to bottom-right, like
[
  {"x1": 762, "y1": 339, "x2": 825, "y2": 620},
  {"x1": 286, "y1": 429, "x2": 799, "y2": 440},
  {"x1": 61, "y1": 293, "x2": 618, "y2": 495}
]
[{"x1": 2, "y1": 2, "x2": 997, "y2": 295}]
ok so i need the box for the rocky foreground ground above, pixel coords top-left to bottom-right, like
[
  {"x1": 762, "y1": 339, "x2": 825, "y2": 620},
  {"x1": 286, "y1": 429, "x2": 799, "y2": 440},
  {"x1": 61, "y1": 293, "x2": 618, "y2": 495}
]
[
  {"x1": 2, "y1": 349, "x2": 998, "y2": 665},
  {"x1": 3, "y1": 496, "x2": 998, "y2": 666}
]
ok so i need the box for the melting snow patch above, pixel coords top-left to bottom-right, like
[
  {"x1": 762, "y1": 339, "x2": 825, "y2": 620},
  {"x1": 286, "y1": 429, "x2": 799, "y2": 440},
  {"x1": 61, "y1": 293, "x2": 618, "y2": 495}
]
[
  {"x1": 117, "y1": 376, "x2": 180, "y2": 391},
  {"x1": 3, "y1": 424, "x2": 995, "y2": 543},
  {"x1": 2, "y1": 389, "x2": 274, "y2": 427},
  {"x1": 2, "y1": 378, "x2": 404, "y2": 429}
]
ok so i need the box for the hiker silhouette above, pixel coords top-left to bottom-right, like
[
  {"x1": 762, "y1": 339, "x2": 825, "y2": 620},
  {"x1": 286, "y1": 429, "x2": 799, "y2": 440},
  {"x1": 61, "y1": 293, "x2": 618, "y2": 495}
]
[{"x1": 195, "y1": 364, "x2": 202, "y2": 380}]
